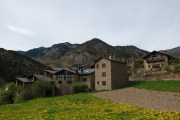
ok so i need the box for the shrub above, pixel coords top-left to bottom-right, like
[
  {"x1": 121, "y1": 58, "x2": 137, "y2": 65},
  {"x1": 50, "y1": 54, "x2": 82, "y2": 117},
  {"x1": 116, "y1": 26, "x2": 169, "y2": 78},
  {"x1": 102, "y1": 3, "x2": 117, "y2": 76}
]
[
  {"x1": 32, "y1": 80, "x2": 51, "y2": 97},
  {"x1": 0, "y1": 82, "x2": 20, "y2": 105},
  {"x1": 162, "y1": 64, "x2": 170, "y2": 71},
  {"x1": 15, "y1": 85, "x2": 34, "y2": 103},
  {"x1": 70, "y1": 82, "x2": 88, "y2": 94}
]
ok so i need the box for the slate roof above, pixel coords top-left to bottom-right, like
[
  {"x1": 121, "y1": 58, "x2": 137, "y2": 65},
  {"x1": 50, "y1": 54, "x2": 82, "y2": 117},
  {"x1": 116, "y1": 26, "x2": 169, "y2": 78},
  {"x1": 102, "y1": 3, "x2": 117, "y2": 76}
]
[
  {"x1": 16, "y1": 78, "x2": 33, "y2": 83},
  {"x1": 55, "y1": 69, "x2": 76, "y2": 74},
  {"x1": 51, "y1": 67, "x2": 69, "y2": 71},
  {"x1": 78, "y1": 69, "x2": 95, "y2": 75},
  {"x1": 142, "y1": 51, "x2": 175, "y2": 59},
  {"x1": 33, "y1": 74, "x2": 54, "y2": 82},
  {"x1": 70, "y1": 67, "x2": 78, "y2": 70},
  {"x1": 45, "y1": 70, "x2": 57, "y2": 74}
]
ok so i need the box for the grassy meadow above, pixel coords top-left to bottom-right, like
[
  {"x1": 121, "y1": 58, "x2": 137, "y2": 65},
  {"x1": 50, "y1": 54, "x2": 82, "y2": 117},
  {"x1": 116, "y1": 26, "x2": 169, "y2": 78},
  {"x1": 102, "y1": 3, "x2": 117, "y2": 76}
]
[
  {"x1": 0, "y1": 81, "x2": 180, "y2": 120},
  {"x1": 126, "y1": 81, "x2": 180, "y2": 92}
]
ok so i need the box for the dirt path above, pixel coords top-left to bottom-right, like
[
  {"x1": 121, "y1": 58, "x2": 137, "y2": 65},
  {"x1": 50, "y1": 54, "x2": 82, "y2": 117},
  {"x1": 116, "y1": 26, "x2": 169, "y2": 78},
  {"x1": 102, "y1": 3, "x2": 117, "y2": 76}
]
[{"x1": 91, "y1": 87, "x2": 180, "y2": 112}]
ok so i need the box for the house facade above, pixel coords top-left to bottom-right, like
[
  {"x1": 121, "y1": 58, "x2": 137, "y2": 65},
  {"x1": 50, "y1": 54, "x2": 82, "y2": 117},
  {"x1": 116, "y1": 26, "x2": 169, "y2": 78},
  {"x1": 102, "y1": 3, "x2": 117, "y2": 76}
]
[
  {"x1": 44, "y1": 67, "x2": 95, "y2": 95},
  {"x1": 142, "y1": 51, "x2": 175, "y2": 71},
  {"x1": 95, "y1": 57, "x2": 128, "y2": 90}
]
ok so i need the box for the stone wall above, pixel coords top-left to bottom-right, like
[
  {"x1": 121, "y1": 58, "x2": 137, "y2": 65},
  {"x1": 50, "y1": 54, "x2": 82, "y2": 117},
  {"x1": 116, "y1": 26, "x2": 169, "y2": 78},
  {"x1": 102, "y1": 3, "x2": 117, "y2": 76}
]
[
  {"x1": 95, "y1": 59, "x2": 112, "y2": 90},
  {"x1": 111, "y1": 61, "x2": 129, "y2": 89},
  {"x1": 130, "y1": 72, "x2": 180, "y2": 81}
]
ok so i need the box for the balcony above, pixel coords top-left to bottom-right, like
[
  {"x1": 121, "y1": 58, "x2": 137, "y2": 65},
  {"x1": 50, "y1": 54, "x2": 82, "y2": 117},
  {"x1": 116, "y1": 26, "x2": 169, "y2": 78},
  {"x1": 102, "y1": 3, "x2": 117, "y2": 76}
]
[
  {"x1": 152, "y1": 64, "x2": 160, "y2": 68},
  {"x1": 146, "y1": 58, "x2": 165, "y2": 62}
]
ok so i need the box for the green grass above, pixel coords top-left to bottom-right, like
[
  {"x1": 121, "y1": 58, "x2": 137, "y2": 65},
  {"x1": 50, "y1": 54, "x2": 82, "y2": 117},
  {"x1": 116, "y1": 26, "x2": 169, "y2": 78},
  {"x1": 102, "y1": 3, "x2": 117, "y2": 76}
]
[
  {"x1": 125, "y1": 81, "x2": 180, "y2": 92},
  {"x1": 0, "y1": 93, "x2": 180, "y2": 119},
  {"x1": 0, "y1": 81, "x2": 180, "y2": 119}
]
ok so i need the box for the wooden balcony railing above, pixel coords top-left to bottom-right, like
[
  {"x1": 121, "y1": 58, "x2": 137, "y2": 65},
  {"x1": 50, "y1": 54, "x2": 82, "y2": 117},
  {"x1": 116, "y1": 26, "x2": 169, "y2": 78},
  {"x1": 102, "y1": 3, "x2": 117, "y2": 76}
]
[
  {"x1": 146, "y1": 58, "x2": 165, "y2": 62},
  {"x1": 152, "y1": 64, "x2": 160, "y2": 68}
]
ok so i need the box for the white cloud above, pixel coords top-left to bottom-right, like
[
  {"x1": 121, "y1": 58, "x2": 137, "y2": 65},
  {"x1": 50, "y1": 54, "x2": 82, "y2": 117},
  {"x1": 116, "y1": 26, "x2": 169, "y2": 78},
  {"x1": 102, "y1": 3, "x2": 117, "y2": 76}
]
[{"x1": 5, "y1": 25, "x2": 33, "y2": 36}]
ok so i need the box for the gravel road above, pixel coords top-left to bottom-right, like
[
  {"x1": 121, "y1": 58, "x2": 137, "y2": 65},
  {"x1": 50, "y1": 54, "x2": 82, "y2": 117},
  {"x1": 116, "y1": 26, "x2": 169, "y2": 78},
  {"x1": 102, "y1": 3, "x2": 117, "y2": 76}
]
[{"x1": 91, "y1": 87, "x2": 180, "y2": 112}]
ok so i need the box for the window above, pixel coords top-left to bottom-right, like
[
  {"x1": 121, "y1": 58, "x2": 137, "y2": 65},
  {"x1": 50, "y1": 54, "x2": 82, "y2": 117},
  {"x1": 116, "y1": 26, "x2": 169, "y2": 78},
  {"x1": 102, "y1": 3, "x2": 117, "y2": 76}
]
[
  {"x1": 102, "y1": 81, "x2": 106, "y2": 86},
  {"x1": 97, "y1": 81, "x2": 99, "y2": 85},
  {"x1": 83, "y1": 78, "x2": 87, "y2": 82},
  {"x1": 161, "y1": 62, "x2": 164, "y2": 66},
  {"x1": 58, "y1": 81, "x2": 62, "y2": 84},
  {"x1": 97, "y1": 64, "x2": 99, "y2": 69},
  {"x1": 153, "y1": 57, "x2": 156, "y2": 59},
  {"x1": 102, "y1": 72, "x2": 106, "y2": 77},
  {"x1": 154, "y1": 62, "x2": 157, "y2": 65},
  {"x1": 148, "y1": 63, "x2": 151, "y2": 68},
  {"x1": 161, "y1": 55, "x2": 164, "y2": 59},
  {"x1": 66, "y1": 75, "x2": 73, "y2": 80},
  {"x1": 148, "y1": 57, "x2": 150, "y2": 60},
  {"x1": 67, "y1": 81, "x2": 72, "y2": 84},
  {"x1": 56, "y1": 75, "x2": 64, "y2": 80},
  {"x1": 102, "y1": 63, "x2": 106, "y2": 68}
]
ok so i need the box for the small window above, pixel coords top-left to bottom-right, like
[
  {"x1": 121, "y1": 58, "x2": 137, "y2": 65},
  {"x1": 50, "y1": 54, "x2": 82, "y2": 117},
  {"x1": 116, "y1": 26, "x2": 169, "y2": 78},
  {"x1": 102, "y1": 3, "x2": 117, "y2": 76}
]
[
  {"x1": 97, "y1": 64, "x2": 99, "y2": 69},
  {"x1": 153, "y1": 57, "x2": 156, "y2": 60},
  {"x1": 102, "y1": 63, "x2": 106, "y2": 68},
  {"x1": 58, "y1": 81, "x2": 62, "y2": 84},
  {"x1": 97, "y1": 81, "x2": 99, "y2": 85},
  {"x1": 154, "y1": 62, "x2": 157, "y2": 65},
  {"x1": 66, "y1": 75, "x2": 73, "y2": 80},
  {"x1": 102, "y1": 72, "x2": 106, "y2": 77},
  {"x1": 56, "y1": 75, "x2": 64, "y2": 80},
  {"x1": 161, "y1": 55, "x2": 164, "y2": 59},
  {"x1": 102, "y1": 81, "x2": 106, "y2": 86},
  {"x1": 83, "y1": 78, "x2": 87, "y2": 82},
  {"x1": 67, "y1": 81, "x2": 72, "y2": 84}
]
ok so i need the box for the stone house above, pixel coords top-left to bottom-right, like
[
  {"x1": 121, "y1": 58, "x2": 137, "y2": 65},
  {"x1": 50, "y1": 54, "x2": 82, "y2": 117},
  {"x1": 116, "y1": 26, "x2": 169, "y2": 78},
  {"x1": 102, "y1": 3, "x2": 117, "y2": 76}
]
[
  {"x1": 121, "y1": 57, "x2": 142, "y2": 75},
  {"x1": 142, "y1": 51, "x2": 175, "y2": 72},
  {"x1": 44, "y1": 69, "x2": 79, "y2": 95},
  {"x1": 95, "y1": 56, "x2": 128, "y2": 90},
  {"x1": 43, "y1": 67, "x2": 95, "y2": 95}
]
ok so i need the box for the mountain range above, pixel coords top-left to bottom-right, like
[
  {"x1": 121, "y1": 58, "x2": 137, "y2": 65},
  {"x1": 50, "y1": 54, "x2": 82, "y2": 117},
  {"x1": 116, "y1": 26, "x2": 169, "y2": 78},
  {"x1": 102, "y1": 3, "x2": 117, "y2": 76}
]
[
  {"x1": 17, "y1": 38, "x2": 149, "y2": 67},
  {"x1": 1, "y1": 38, "x2": 179, "y2": 83}
]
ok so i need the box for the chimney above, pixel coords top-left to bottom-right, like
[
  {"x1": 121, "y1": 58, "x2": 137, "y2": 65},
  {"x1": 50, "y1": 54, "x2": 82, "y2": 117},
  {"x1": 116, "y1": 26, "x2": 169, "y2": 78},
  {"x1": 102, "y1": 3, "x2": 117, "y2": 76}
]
[
  {"x1": 163, "y1": 51, "x2": 167, "y2": 54},
  {"x1": 81, "y1": 65, "x2": 84, "y2": 73},
  {"x1": 109, "y1": 54, "x2": 112, "y2": 60},
  {"x1": 75, "y1": 69, "x2": 78, "y2": 74},
  {"x1": 113, "y1": 54, "x2": 116, "y2": 60}
]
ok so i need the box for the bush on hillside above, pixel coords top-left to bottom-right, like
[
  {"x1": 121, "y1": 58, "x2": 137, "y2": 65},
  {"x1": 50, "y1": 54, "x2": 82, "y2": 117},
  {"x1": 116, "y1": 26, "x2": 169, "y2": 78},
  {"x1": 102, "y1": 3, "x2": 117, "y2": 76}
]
[
  {"x1": 70, "y1": 82, "x2": 88, "y2": 94},
  {"x1": 15, "y1": 85, "x2": 34, "y2": 103},
  {"x1": 32, "y1": 80, "x2": 51, "y2": 97},
  {"x1": 0, "y1": 82, "x2": 20, "y2": 105},
  {"x1": 162, "y1": 64, "x2": 170, "y2": 71},
  {"x1": 15, "y1": 79, "x2": 51, "y2": 103}
]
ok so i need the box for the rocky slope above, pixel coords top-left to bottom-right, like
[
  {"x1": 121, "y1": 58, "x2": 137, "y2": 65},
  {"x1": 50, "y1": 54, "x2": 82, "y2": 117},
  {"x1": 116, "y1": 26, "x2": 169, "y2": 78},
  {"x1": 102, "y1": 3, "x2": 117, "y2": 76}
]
[
  {"x1": 51, "y1": 38, "x2": 130, "y2": 67},
  {"x1": 159, "y1": 46, "x2": 180, "y2": 56},
  {"x1": 17, "y1": 38, "x2": 149, "y2": 67}
]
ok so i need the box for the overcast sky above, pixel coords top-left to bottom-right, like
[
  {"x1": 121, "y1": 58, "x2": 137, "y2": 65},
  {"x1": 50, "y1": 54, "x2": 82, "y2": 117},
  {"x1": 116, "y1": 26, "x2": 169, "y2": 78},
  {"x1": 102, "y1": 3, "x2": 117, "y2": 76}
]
[{"x1": 0, "y1": 0, "x2": 180, "y2": 52}]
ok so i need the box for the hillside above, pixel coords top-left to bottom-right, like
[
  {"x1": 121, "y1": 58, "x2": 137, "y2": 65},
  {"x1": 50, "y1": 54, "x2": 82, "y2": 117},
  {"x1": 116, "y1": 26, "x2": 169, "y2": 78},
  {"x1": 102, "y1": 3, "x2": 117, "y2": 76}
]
[
  {"x1": 0, "y1": 48, "x2": 50, "y2": 83},
  {"x1": 0, "y1": 92, "x2": 179, "y2": 119},
  {"x1": 17, "y1": 43, "x2": 79, "y2": 64},
  {"x1": 115, "y1": 45, "x2": 149, "y2": 59},
  {"x1": 49, "y1": 38, "x2": 130, "y2": 67},
  {"x1": 159, "y1": 46, "x2": 180, "y2": 56},
  {"x1": 17, "y1": 38, "x2": 150, "y2": 67}
]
